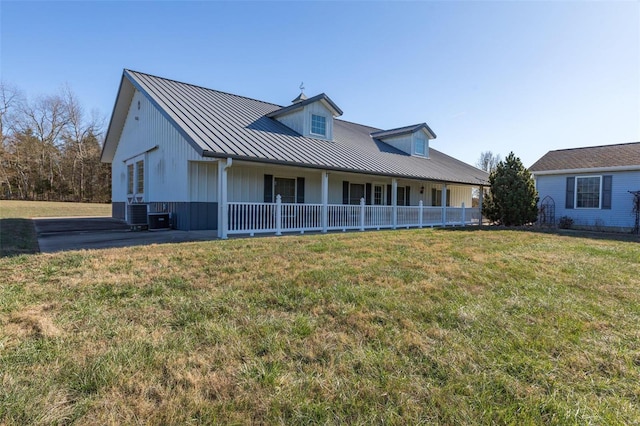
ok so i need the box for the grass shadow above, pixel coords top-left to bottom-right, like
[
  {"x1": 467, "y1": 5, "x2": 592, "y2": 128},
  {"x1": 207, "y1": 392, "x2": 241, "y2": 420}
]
[
  {"x1": 439, "y1": 224, "x2": 640, "y2": 243},
  {"x1": 0, "y1": 218, "x2": 40, "y2": 257}
]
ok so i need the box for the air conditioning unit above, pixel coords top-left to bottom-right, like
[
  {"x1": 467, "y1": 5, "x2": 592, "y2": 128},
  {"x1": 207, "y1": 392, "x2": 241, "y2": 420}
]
[
  {"x1": 127, "y1": 204, "x2": 148, "y2": 230},
  {"x1": 148, "y1": 212, "x2": 170, "y2": 230}
]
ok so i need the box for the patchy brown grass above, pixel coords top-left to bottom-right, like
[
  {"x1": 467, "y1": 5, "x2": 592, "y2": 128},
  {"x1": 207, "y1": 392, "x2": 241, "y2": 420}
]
[{"x1": 1, "y1": 229, "x2": 639, "y2": 424}]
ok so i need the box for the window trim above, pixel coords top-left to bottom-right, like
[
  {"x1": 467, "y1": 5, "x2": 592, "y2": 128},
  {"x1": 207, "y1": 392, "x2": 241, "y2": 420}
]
[
  {"x1": 575, "y1": 175, "x2": 602, "y2": 209},
  {"x1": 273, "y1": 176, "x2": 297, "y2": 204},
  {"x1": 310, "y1": 114, "x2": 327, "y2": 137},
  {"x1": 414, "y1": 134, "x2": 426, "y2": 156}
]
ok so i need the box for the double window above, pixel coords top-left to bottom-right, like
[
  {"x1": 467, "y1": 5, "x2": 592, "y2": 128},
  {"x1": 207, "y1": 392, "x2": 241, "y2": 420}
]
[
  {"x1": 311, "y1": 114, "x2": 326, "y2": 136},
  {"x1": 127, "y1": 160, "x2": 144, "y2": 195}
]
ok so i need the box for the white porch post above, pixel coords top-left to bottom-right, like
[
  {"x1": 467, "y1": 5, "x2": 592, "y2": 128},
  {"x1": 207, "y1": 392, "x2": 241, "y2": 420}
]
[
  {"x1": 441, "y1": 183, "x2": 447, "y2": 226},
  {"x1": 275, "y1": 194, "x2": 282, "y2": 236},
  {"x1": 360, "y1": 197, "x2": 365, "y2": 231},
  {"x1": 321, "y1": 171, "x2": 328, "y2": 233},
  {"x1": 479, "y1": 185, "x2": 484, "y2": 225},
  {"x1": 419, "y1": 200, "x2": 423, "y2": 228},
  {"x1": 392, "y1": 178, "x2": 398, "y2": 229},
  {"x1": 462, "y1": 202, "x2": 466, "y2": 226},
  {"x1": 217, "y1": 158, "x2": 232, "y2": 239}
]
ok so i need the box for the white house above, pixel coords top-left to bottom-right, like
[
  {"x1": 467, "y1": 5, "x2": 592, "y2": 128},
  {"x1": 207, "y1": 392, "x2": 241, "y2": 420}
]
[
  {"x1": 101, "y1": 70, "x2": 489, "y2": 238},
  {"x1": 530, "y1": 142, "x2": 640, "y2": 233}
]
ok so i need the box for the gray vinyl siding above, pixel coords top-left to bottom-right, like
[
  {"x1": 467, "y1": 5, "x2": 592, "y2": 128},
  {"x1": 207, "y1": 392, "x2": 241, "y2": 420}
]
[{"x1": 535, "y1": 170, "x2": 639, "y2": 230}]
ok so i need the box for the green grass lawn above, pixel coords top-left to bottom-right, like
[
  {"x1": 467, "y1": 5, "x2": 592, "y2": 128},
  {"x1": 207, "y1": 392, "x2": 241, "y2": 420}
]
[
  {"x1": 1, "y1": 227, "x2": 639, "y2": 424},
  {"x1": 0, "y1": 201, "x2": 112, "y2": 257}
]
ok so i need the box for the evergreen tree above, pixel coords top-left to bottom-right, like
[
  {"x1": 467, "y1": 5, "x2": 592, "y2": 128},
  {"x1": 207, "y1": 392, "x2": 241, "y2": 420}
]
[{"x1": 483, "y1": 152, "x2": 538, "y2": 226}]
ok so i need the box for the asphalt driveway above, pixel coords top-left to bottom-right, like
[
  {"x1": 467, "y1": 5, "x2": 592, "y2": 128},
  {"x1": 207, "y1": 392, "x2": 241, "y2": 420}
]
[{"x1": 35, "y1": 217, "x2": 218, "y2": 253}]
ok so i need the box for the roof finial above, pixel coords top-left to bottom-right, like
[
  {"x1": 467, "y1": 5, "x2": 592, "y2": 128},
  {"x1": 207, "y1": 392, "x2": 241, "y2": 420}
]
[{"x1": 291, "y1": 82, "x2": 308, "y2": 104}]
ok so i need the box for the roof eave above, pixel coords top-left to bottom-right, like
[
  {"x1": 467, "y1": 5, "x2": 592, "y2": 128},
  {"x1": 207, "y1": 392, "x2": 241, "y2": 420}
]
[{"x1": 531, "y1": 164, "x2": 640, "y2": 176}]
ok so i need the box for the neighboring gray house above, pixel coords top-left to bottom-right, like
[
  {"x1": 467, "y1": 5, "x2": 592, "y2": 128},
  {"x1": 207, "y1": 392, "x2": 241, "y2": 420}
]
[
  {"x1": 101, "y1": 70, "x2": 489, "y2": 238},
  {"x1": 530, "y1": 142, "x2": 640, "y2": 232}
]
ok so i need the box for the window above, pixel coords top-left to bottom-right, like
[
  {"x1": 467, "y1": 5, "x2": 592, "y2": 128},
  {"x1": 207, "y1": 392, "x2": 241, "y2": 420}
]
[
  {"x1": 274, "y1": 177, "x2": 296, "y2": 203},
  {"x1": 349, "y1": 183, "x2": 365, "y2": 205},
  {"x1": 136, "y1": 161, "x2": 144, "y2": 194},
  {"x1": 432, "y1": 188, "x2": 451, "y2": 207},
  {"x1": 127, "y1": 164, "x2": 134, "y2": 194},
  {"x1": 396, "y1": 187, "x2": 406, "y2": 206},
  {"x1": 576, "y1": 176, "x2": 601, "y2": 208},
  {"x1": 374, "y1": 185, "x2": 384, "y2": 205},
  {"x1": 415, "y1": 135, "x2": 426, "y2": 156},
  {"x1": 311, "y1": 114, "x2": 326, "y2": 136}
]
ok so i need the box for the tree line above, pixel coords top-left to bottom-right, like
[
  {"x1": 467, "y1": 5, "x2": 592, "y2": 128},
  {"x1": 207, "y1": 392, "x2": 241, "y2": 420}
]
[{"x1": 0, "y1": 82, "x2": 111, "y2": 203}]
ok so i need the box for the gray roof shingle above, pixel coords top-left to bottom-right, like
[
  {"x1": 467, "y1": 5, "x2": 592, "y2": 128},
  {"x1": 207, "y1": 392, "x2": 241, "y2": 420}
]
[
  {"x1": 105, "y1": 70, "x2": 488, "y2": 185},
  {"x1": 530, "y1": 142, "x2": 640, "y2": 172}
]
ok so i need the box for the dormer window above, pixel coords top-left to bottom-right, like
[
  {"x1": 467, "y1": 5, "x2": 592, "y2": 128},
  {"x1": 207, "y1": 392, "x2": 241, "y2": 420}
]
[
  {"x1": 311, "y1": 114, "x2": 326, "y2": 136},
  {"x1": 415, "y1": 134, "x2": 426, "y2": 156}
]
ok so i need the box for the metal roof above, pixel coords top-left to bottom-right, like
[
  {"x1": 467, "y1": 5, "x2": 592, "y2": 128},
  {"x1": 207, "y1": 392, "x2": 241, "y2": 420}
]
[
  {"x1": 267, "y1": 93, "x2": 343, "y2": 118},
  {"x1": 370, "y1": 123, "x2": 436, "y2": 140},
  {"x1": 102, "y1": 70, "x2": 488, "y2": 186},
  {"x1": 530, "y1": 142, "x2": 640, "y2": 172}
]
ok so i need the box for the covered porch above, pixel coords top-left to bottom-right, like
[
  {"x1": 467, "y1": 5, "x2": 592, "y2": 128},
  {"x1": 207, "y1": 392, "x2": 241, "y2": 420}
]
[{"x1": 215, "y1": 159, "x2": 483, "y2": 238}]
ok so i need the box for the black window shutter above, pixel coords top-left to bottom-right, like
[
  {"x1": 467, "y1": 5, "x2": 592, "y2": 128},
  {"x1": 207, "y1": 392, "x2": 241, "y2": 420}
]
[
  {"x1": 386, "y1": 184, "x2": 392, "y2": 205},
  {"x1": 432, "y1": 188, "x2": 437, "y2": 206},
  {"x1": 405, "y1": 186, "x2": 411, "y2": 206},
  {"x1": 264, "y1": 174, "x2": 273, "y2": 203},
  {"x1": 602, "y1": 175, "x2": 612, "y2": 209},
  {"x1": 365, "y1": 183, "x2": 372, "y2": 205},
  {"x1": 446, "y1": 189, "x2": 451, "y2": 207},
  {"x1": 296, "y1": 177, "x2": 305, "y2": 203},
  {"x1": 565, "y1": 177, "x2": 575, "y2": 209},
  {"x1": 342, "y1": 181, "x2": 349, "y2": 205}
]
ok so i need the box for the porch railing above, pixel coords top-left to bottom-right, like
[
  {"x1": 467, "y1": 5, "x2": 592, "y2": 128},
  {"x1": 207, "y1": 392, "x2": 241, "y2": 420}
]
[{"x1": 227, "y1": 196, "x2": 481, "y2": 236}]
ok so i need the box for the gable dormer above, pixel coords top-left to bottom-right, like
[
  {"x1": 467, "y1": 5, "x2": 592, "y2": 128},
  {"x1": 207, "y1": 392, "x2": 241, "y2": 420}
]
[
  {"x1": 370, "y1": 123, "x2": 436, "y2": 157},
  {"x1": 267, "y1": 93, "x2": 343, "y2": 141}
]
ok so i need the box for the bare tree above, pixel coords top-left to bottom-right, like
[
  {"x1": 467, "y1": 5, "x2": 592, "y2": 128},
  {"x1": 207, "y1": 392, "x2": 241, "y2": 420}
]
[{"x1": 476, "y1": 151, "x2": 502, "y2": 173}]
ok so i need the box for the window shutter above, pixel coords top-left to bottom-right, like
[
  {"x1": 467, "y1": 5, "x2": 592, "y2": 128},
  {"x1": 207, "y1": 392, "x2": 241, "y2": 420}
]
[
  {"x1": 431, "y1": 188, "x2": 437, "y2": 206},
  {"x1": 602, "y1": 175, "x2": 612, "y2": 209},
  {"x1": 405, "y1": 186, "x2": 411, "y2": 206},
  {"x1": 386, "y1": 184, "x2": 392, "y2": 205},
  {"x1": 446, "y1": 189, "x2": 451, "y2": 207},
  {"x1": 296, "y1": 177, "x2": 305, "y2": 203},
  {"x1": 565, "y1": 177, "x2": 575, "y2": 209},
  {"x1": 264, "y1": 174, "x2": 273, "y2": 203},
  {"x1": 342, "y1": 181, "x2": 349, "y2": 205},
  {"x1": 365, "y1": 183, "x2": 372, "y2": 205}
]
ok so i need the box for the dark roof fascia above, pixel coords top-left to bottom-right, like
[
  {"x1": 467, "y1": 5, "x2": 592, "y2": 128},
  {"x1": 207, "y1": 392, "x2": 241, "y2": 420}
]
[
  {"x1": 370, "y1": 123, "x2": 437, "y2": 140},
  {"x1": 266, "y1": 93, "x2": 343, "y2": 118},
  {"x1": 124, "y1": 69, "x2": 206, "y2": 158},
  {"x1": 202, "y1": 151, "x2": 486, "y2": 186}
]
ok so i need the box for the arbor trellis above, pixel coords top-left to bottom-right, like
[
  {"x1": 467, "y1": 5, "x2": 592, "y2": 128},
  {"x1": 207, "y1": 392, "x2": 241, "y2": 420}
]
[{"x1": 631, "y1": 190, "x2": 640, "y2": 235}]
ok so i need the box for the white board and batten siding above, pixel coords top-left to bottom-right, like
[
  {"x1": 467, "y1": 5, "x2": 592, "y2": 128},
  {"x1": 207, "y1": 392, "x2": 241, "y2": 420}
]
[
  {"x1": 536, "y1": 171, "x2": 639, "y2": 229},
  {"x1": 112, "y1": 89, "x2": 218, "y2": 204},
  {"x1": 227, "y1": 163, "x2": 473, "y2": 207}
]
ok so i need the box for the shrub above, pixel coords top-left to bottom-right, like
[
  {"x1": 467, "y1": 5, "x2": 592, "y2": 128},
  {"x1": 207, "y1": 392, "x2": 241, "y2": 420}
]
[
  {"x1": 558, "y1": 216, "x2": 574, "y2": 229},
  {"x1": 482, "y1": 152, "x2": 539, "y2": 226}
]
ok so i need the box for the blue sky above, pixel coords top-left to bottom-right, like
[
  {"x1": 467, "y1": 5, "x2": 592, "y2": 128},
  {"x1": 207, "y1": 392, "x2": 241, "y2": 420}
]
[{"x1": 1, "y1": 1, "x2": 638, "y2": 167}]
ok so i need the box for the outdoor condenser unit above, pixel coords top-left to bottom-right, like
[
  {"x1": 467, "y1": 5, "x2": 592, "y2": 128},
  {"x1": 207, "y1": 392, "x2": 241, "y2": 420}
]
[
  {"x1": 127, "y1": 204, "x2": 148, "y2": 230},
  {"x1": 148, "y1": 212, "x2": 170, "y2": 230}
]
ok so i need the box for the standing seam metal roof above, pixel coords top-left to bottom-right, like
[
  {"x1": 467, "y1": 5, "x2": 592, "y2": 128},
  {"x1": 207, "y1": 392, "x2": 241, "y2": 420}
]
[{"x1": 109, "y1": 70, "x2": 488, "y2": 185}]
